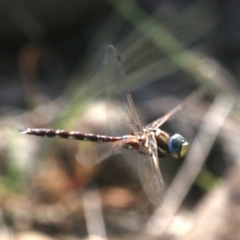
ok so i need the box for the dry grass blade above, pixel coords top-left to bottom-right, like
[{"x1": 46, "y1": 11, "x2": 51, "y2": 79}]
[
  {"x1": 82, "y1": 188, "x2": 107, "y2": 240},
  {"x1": 145, "y1": 93, "x2": 234, "y2": 236},
  {"x1": 0, "y1": 208, "x2": 13, "y2": 240}
]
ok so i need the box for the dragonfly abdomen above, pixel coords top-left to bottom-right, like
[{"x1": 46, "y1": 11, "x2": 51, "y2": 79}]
[{"x1": 19, "y1": 128, "x2": 123, "y2": 142}]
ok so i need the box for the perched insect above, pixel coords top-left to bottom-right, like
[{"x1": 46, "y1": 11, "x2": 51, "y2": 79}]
[{"x1": 20, "y1": 45, "x2": 199, "y2": 206}]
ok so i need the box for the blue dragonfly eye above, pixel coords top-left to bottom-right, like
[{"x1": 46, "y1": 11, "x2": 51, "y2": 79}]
[{"x1": 168, "y1": 134, "x2": 185, "y2": 155}]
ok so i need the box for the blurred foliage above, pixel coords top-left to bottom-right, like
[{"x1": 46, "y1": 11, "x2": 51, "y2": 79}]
[{"x1": 0, "y1": 0, "x2": 240, "y2": 239}]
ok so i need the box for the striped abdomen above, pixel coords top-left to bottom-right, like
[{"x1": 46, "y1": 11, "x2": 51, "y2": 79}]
[{"x1": 19, "y1": 128, "x2": 124, "y2": 143}]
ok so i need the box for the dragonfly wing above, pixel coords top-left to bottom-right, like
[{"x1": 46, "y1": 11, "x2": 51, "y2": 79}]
[
  {"x1": 138, "y1": 135, "x2": 165, "y2": 206},
  {"x1": 147, "y1": 87, "x2": 205, "y2": 129},
  {"x1": 76, "y1": 141, "x2": 123, "y2": 166},
  {"x1": 146, "y1": 102, "x2": 183, "y2": 129},
  {"x1": 104, "y1": 45, "x2": 143, "y2": 135}
]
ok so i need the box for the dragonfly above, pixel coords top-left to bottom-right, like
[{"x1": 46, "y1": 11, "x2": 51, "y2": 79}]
[{"x1": 20, "y1": 45, "x2": 195, "y2": 206}]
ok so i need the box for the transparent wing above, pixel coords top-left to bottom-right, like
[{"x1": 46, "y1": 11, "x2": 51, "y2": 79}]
[
  {"x1": 138, "y1": 135, "x2": 165, "y2": 206},
  {"x1": 147, "y1": 87, "x2": 205, "y2": 129},
  {"x1": 146, "y1": 100, "x2": 184, "y2": 129},
  {"x1": 76, "y1": 140, "x2": 124, "y2": 167},
  {"x1": 76, "y1": 137, "x2": 139, "y2": 167},
  {"x1": 104, "y1": 46, "x2": 165, "y2": 205},
  {"x1": 76, "y1": 45, "x2": 144, "y2": 166},
  {"x1": 104, "y1": 45, "x2": 143, "y2": 135}
]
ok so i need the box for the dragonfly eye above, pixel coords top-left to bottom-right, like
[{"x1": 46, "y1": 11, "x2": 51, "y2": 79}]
[{"x1": 168, "y1": 134, "x2": 189, "y2": 157}]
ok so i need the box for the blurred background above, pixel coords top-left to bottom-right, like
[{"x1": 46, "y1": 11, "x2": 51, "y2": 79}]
[{"x1": 1, "y1": 0, "x2": 240, "y2": 239}]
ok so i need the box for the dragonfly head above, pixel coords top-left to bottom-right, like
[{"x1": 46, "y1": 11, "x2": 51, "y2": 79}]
[{"x1": 168, "y1": 133, "x2": 189, "y2": 158}]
